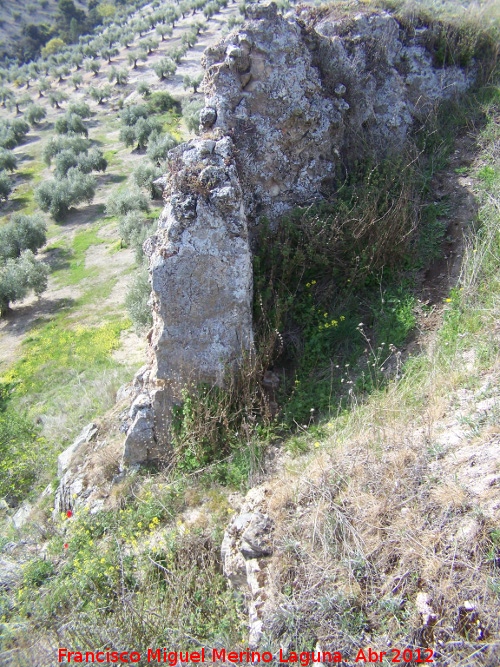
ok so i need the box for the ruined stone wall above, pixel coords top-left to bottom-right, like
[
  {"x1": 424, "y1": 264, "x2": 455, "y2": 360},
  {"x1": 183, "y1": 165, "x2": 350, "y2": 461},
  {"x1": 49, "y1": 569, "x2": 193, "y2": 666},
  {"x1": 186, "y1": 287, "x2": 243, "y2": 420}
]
[{"x1": 122, "y1": 2, "x2": 473, "y2": 466}]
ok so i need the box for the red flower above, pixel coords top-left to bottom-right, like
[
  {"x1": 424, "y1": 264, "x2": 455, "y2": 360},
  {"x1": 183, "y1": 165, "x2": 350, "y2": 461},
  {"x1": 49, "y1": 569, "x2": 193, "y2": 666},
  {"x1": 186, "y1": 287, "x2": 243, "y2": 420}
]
[
  {"x1": 64, "y1": 543, "x2": 69, "y2": 549},
  {"x1": 66, "y1": 510, "x2": 73, "y2": 518}
]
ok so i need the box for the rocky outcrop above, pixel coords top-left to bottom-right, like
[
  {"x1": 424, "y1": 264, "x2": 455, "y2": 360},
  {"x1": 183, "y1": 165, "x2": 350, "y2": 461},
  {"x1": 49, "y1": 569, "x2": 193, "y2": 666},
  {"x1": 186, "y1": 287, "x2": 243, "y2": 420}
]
[
  {"x1": 0, "y1": 557, "x2": 22, "y2": 591},
  {"x1": 122, "y1": 3, "x2": 474, "y2": 466},
  {"x1": 55, "y1": 422, "x2": 99, "y2": 514},
  {"x1": 201, "y1": 3, "x2": 471, "y2": 224},
  {"x1": 123, "y1": 134, "x2": 254, "y2": 462}
]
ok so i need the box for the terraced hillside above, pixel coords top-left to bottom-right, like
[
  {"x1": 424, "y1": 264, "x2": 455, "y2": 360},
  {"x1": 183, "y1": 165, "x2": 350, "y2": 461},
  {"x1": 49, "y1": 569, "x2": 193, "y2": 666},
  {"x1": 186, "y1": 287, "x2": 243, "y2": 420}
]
[{"x1": 0, "y1": 0, "x2": 499, "y2": 665}]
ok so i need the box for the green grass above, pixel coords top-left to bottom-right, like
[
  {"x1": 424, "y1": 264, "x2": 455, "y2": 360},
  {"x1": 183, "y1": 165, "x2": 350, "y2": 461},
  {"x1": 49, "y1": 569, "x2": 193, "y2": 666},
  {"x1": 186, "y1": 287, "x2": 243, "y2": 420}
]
[
  {"x1": 2, "y1": 315, "x2": 130, "y2": 401},
  {"x1": 51, "y1": 227, "x2": 105, "y2": 286},
  {"x1": 7, "y1": 481, "x2": 244, "y2": 653},
  {"x1": 103, "y1": 148, "x2": 119, "y2": 165},
  {"x1": 477, "y1": 164, "x2": 498, "y2": 188},
  {"x1": 0, "y1": 309, "x2": 132, "y2": 500},
  {"x1": 76, "y1": 275, "x2": 118, "y2": 307}
]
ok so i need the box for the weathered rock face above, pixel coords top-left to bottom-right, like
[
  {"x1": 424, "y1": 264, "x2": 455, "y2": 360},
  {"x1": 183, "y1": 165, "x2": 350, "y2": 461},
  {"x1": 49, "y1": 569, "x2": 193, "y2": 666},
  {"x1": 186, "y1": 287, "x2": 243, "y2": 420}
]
[
  {"x1": 140, "y1": 135, "x2": 254, "y2": 454},
  {"x1": 201, "y1": 3, "x2": 471, "y2": 224},
  {"x1": 202, "y1": 3, "x2": 341, "y2": 223},
  {"x1": 221, "y1": 486, "x2": 275, "y2": 647},
  {"x1": 122, "y1": 3, "x2": 474, "y2": 465}
]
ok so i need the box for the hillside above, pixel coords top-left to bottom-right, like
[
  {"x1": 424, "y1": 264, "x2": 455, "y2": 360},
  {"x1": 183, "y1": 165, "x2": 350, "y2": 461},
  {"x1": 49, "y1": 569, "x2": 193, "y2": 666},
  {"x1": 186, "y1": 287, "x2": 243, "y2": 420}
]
[
  {"x1": 0, "y1": 0, "x2": 500, "y2": 666},
  {"x1": 0, "y1": 0, "x2": 90, "y2": 63}
]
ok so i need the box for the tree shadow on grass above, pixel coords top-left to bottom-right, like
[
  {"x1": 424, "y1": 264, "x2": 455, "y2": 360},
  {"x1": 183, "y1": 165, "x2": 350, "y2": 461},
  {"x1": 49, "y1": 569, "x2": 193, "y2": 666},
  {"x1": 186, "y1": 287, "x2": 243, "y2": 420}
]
[
  {"x1": 20, "y1": 134, "x2": 41, "y2": 146},
  {"x1": 100, "y1": 173, "x2": 127, "y2": 185},
  {"x1": 0, "y1": 295, "x2": 77, "y2": 370},
  {"x1": 2, "y1": 196, "x2": 32, "y2": 214},
  {"x1": 59, "y1": 203, "x2": 107, "y2": 226},
  {"x1": 43, "y1": 246, "x2": 72, "y2": 272}
]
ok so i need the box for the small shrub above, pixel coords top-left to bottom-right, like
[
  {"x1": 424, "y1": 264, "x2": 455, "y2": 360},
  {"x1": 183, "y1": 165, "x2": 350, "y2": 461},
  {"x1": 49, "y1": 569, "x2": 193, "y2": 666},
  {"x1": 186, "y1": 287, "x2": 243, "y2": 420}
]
[
  {"x1": 125, "y1": 264, "x2": 152, "y2": 331},
  {"x1": 171, "y1": 352, "x2": 270, "y2": 472},
  {"x1": 23, "y1": 558, "x2": 54, "y2": 587},
  {"x1": 41, "y1": 37, "x2": 65, "y2": 58},
  {"x1": 0, "y1": 408, "x2": 48, "y2": 502},
  {"x1": 106, "y1": 188, "x2": 150, "y2": 217},
  {"x1": 0, "y1": 213, "x2": 47, "y2": 260},
  {"x1": 147, "y1": 91, "x2": 179, "y2": 114},
  {"x1": 181, "y1": 98, "x2": 204, "y2": 134}
]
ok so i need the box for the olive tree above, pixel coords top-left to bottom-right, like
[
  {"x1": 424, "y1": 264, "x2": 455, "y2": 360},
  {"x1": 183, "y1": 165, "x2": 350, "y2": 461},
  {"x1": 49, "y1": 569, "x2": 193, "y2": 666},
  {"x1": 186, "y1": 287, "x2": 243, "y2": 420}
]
[
  {"x1": 106, "y1": 187, "x2": 149, "y2": 217},
  {"x1": 0, "y1": 213, "x2": 47, "y2": 260},
  {"x1": 43, "y1": 136, "x2": 90, "y2": 166},
  {"x1": 153, "y1": 57, "x2": 176, "y2": 81},
  {"x1": 125, "y1": 264, "x2": 153, "y2": 330},
  {"x1": 0, "y1": 171, "x2": 12, "y2": 201},
  {"x1": 183, "y1": 73, "x2": 203, "y2": 93},
  {"x1": 35, "y1": 169, "x2": 96, "y2": 221},
  {"x1": 55, "y1": 113, "x2": 88, "y2": 137},
  {"x1": 0, "y1": 250, "x2": 49, "y2": 315},
  {"x1": 88, "y1": 84, "x2": 112, "y2": 105},
  {"x1": 0, "y1": 149, "x2": 17, "y2": 172},
  {"x1": 133, "y1": 161, "x2": 163, "y2": 199},
  {"x1": 48, "y1": 90, "x2": 68, "y2": 109},
  {"x1": 24, "y1": 104, "x2": 47, "y2": 127},
  {"x1": 146, "y1": 132, "x2": 177, "y2": 164}
]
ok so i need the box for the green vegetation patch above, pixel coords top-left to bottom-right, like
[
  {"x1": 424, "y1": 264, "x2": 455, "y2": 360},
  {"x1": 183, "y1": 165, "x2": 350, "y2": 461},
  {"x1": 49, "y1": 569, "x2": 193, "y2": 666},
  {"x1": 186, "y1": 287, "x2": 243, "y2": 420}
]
[
  {"x1": 3, "y1": 316, "x2": 129, "y2": 399},
  {"x1": 0, "y1": 406, "x2": 51, "y2": 503},
  {"x1": 51, "y1": 227, "x2": 105, "y2": 286},
  {"x1": 0, "y1": 311, "x2": 131, "y2": 500},
  {"x1": 9, "y1": 483, "x2": 244, "y2": 651}
]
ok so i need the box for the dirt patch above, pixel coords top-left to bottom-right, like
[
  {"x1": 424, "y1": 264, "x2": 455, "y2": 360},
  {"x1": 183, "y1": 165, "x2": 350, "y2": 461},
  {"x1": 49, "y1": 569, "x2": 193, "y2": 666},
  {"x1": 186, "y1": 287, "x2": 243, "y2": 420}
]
[
  {"x1": 112, "y1": 328, "x2": 147, "y2": 366},
  {"x1": 420, "y1": 134, "x2": 479, "y2": 305}
]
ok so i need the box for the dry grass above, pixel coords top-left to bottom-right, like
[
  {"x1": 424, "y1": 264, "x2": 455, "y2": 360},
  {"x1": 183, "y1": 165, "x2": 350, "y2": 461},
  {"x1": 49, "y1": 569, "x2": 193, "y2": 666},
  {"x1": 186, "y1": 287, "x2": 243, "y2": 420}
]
[{"x1": 261, "y1": 354, "x2": 500, "y2": 663}]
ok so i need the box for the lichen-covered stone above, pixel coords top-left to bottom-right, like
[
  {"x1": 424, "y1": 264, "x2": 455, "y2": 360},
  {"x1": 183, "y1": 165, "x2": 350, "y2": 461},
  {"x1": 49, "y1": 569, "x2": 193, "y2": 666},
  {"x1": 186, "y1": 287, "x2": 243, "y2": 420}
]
[{"x1": 57, "y1": 422, "x2": 98, "y2": 477}]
